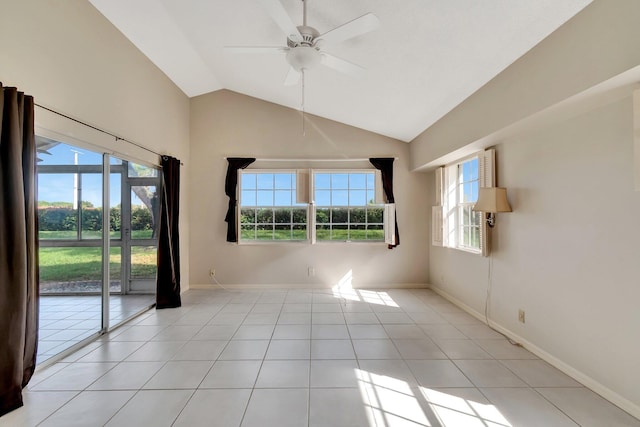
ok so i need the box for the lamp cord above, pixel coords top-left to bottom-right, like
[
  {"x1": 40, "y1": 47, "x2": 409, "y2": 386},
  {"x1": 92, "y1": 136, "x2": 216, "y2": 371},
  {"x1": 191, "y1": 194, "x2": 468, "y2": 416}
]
[{"x1": 484, "y1": 253, "x2": 521, "y2": 346}]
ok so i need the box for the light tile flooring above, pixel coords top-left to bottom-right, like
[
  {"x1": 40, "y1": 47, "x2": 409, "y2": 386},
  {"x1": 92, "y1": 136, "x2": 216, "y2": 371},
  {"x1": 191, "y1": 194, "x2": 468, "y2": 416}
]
[
  {"x1": 38, "y1": 295, "x2": 156, "y2": 363},
  {"x1": 4, "y1": 288, "x2": 638, "y2": 426}
]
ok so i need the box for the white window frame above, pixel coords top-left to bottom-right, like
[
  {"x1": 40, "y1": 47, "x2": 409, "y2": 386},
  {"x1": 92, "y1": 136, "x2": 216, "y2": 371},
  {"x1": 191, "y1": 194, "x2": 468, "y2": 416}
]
[
  {"x1": 238, "y1": 168, "x2": 395, "y2": 245},
  {"x1": 237, "y1": 169, "x2": 309, "y2": 244},
  {"x1": 432, "y1": 149, "x2": 495, "y2": 256}
]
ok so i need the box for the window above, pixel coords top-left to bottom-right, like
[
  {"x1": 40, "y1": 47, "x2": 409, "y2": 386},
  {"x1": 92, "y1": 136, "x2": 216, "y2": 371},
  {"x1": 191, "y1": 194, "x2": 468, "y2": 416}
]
[
  {"x1": 434, "y1": 150, "x2": 494, "y2": 255},
  {"x1": 239, "y1": 172, "x2": 307, "y2": 241},
  {"x1": 314, "y1": 171, "x2": 384, "y2": 241},
  {"x1": 238, "y1": 168, "x2": 393, "y2": 244}
]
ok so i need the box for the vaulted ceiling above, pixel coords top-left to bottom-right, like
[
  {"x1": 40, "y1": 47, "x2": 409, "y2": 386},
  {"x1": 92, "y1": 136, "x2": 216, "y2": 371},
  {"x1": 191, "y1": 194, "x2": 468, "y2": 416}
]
[{"x1": 89, "y1": 0, "x2": 591, "y2": 142}]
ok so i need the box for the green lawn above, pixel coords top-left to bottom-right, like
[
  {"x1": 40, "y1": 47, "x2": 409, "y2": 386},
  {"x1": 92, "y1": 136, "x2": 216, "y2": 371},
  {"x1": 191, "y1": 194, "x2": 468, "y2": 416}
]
[
  {"x1": 39, "y1": 246, "x2": 156, "y2": 282},
  {"x1": 240, "y1": 228, "x2": 384, "y2": 241}
]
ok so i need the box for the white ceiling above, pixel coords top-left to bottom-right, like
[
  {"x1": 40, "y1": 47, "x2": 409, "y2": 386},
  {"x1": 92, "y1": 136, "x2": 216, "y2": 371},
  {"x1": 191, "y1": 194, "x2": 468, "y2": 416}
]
[{"x1": 89, "y1": 0, "x2": 591, "y2": 142}]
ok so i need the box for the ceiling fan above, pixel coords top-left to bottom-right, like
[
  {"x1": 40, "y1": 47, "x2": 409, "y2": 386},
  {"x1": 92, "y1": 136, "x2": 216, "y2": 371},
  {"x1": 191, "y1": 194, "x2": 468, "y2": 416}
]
[{"x1": 225, "y1": 0, "x2": 380, "y2": 86}]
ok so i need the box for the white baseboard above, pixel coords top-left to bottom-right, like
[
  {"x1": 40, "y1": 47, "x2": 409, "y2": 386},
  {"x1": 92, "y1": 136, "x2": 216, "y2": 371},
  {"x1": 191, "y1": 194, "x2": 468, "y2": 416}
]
[
  {"x1": 188, "y1": 283, "x2": 429, "y2": 291},
  {"x1": 430, "y1": 285, "x2": 640, "y2": 421}
]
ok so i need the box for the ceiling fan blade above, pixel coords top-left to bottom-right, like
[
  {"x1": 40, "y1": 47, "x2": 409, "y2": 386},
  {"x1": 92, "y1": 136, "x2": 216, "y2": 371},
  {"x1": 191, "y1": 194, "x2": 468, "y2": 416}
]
[
  {"x1": 224, "y1": 46, "x2": 288, "y2": 54},
  {"x1": 317, "y1": 13, "x2": 380, "y2": 45},
  {"x1": 284, "y1": 67, "x2": 301, "y2": 86},
  {"x1": 255, "y1": 0, "x2": 303, "y2": 43},
  {"x1": 320, "y1": 53, "x2": 366, "y2": 77}
]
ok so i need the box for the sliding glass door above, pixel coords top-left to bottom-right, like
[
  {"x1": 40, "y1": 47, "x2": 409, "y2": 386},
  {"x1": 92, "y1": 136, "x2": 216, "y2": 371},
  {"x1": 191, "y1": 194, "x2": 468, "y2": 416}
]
[{"x1": 37, "y1": 137, "x2": 159, "y2": 362}]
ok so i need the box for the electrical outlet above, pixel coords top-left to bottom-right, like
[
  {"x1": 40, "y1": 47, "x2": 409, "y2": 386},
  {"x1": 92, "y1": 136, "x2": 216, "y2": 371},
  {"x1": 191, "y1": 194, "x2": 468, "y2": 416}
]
[
  {"x1": 209, "y1": 268, "x2": 216, "y2": 278},
  {"x1": 518, "y1": 309, "x2": 525, "y2": 324},
  {"x1": 308, "y1": 267, "x2": 315, "y2": 277}
]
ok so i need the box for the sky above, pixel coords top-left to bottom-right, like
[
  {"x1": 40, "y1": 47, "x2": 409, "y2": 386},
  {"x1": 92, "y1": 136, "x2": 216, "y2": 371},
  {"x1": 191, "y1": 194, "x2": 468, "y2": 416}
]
[
  {"x1": 241, "y1": 172, "x2": 376, "y2": 207},
  {"x1": 38, "y1": 143, "x2": 148, "y2": 207}
]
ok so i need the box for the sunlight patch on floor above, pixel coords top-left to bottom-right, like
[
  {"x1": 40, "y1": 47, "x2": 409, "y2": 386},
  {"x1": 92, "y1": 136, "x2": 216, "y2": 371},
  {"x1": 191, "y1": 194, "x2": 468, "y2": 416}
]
[{"x1": 356, "y1": 368, "x2": 513, "y2": 427}]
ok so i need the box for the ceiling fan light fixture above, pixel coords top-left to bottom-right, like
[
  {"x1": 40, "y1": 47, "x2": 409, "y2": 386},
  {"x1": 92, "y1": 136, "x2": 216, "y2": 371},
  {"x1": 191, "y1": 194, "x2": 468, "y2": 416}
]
[{"x1": 286, "y1": 46, "x2": 321, "y2": 71}]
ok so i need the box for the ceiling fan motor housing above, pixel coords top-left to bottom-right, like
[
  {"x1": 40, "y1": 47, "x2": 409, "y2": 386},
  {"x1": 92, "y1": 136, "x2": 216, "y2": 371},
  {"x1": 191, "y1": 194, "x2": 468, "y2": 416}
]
[{"x1": 286, "y1": 25, "x2": 321, "y2": 71}]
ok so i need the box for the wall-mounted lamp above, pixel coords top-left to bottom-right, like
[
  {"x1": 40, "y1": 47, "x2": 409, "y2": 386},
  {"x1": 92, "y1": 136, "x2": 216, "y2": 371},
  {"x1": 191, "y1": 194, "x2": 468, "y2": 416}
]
[{"x1": 473, "y1": 187, "x2": 512, "y2": 227}]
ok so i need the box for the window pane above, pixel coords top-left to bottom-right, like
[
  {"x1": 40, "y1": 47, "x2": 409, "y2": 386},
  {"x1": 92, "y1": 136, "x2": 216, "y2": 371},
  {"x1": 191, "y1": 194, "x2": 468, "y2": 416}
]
[
  {"x1": 241, "y1": 208, "x2": 255, "y2": 223},
  {"x1": 274, "y1": 225, "x2": 292, "y2": 240},
  {"x1": 331, "y1": 225, "x2": 348, "y2": 240},
  {"x1": 131, "y1": 246, "x2": 157, "y2": 279},
  {"x1": 316, "y1": 224, "x2": 330, "y2": 240},
  {"x1": 367, "y1": 208, "x2": 383, "y2": 223},
  {"x1": 38, "y1": 173, "x2": 78, "y2": 240},
  {"x1": 331, "y1": 174, "x2": 348, "y2": 189},
  {"x1": 257, "y1": 174, "x2": 273, "y2": 189},
  {"x1": 292, "y1": 224, "x2": 307, "y2": 240},
  {"x1": 242, "y1": 174, "x2": 257, "y2": 190},
  {"x1": 241, "y1": 190, "x2": 256, "y2": 206},
  {"x1": 316, "y1": 190, "x2": 331, "y2": 206},
  {"x1": 349, "y1": 173, "x2": 366, "y2": 189},
  {"x1": 312, "y1": 171, "x2": 384, "y2": 243},
  {"x1": 256, "y1": 224, "x2": 273, "y2": 240},
  {"x1": 332, "y1": 190, "x2": 349, "y2": 206},
  {"x1": 367, "y1": 190, "x2": 375, "y2": 204},
  {"x1": 274, "y1": 173, "x2": 292, "y2": 189},
  {"x1": 240, "y1": 172, "x2": 307, "y2": 242},
  {"x1": 256, "y1": 209, "x2": 273, "y2": 223},
  {"x1": 316, "y1": 208, "x2": 330, "y2": 224},
  {"x1": 367, "y1": 224, "x2": 384, "y2": 240},
  {"x1": 349, "y1": 224, "x2": 366, "y2": 240},
  {"x1": 292, "y1": 208, "x2": 307, "y2": 224},
  {"x1": 257, "y1": 190, "x2": 273, "y2": 206},
  {"x1": 332, "y1": 208, "x2": 348, "y2": 223},
  {"x1": 349, "y1": 208, "x2": 366, "y2": 224},
  {"x1": 461, "y1": 181, "x2": 478, "y2": 203},
  {"x1": 131, "y1": 186, "x2": 159, "y2": 239},
  {"x1": 366, "y1": 173, "x2": 375, "y2": 189},
  {"x1": 128, "y1": 162, "x2": 159, "y2": 178},
  {"x1": 349, "y1": 190, "x2": 366, "y2": 206},
  {"x1": 241, "y1": 224, "x2": 256, "y2": 240},
  {"x1": 315, "y1": 173, "x2": 331, "y2": 189},
  {"x1": 274, "y1": 190, "x2": 292, "y2": 206},
  {"x1": 36, "y1": 141, "x2": 102, "y2": 165},
  {"x1": 274, "y1": 208, "x2": 292, "y2": 223},
  {"x1": 80, "y1": 174, "x2": 103, "y2": 240}
]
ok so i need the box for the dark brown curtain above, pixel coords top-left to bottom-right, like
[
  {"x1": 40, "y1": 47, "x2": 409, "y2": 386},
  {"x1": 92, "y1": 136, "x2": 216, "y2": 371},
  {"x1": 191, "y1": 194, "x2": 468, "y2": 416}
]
[
  {"x1": 0, "y1": 83, "x2": 39, "y2": 416},
  {"x1": 370, "y1": 157, "x2": 399, "y2": 249},
  {"x1": 156, "y1": 155, "x2": 181, "y2": 309},
  {"x1": 225, "y1": 157, "x2": 255, "y2": 242}
]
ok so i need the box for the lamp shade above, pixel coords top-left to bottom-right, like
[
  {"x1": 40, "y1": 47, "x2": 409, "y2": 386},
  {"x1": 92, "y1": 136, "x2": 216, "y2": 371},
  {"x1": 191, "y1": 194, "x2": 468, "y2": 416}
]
[{"x1": 473, "y1": 187, "x2": 512, "y2": 213}]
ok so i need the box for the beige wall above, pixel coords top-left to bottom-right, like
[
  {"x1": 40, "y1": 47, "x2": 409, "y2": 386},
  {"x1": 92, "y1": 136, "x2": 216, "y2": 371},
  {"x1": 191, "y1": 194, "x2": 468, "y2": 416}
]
[
  {"x1": 428, "y1": 95, "x2": 640, "y2": 417},
  {"x1": 189, "y1": 90, "x2": 429, "y2": 287},
  {"x1": 414, "y1": 0, "x2": 640, "y2": 417},
  {"x1": 0, "y1": 0, "x2": 191, "y2": 287}
]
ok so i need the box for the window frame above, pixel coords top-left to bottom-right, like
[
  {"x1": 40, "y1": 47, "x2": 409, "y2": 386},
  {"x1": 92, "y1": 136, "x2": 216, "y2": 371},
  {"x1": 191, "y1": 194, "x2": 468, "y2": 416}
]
[
  {"x1": 237, "y1": 168, "x2": 393, "y2": 245},
  {"x1": 237, "y1": 169, "x2": 309, "y2": 244},
  {"x1": 435, "y1": 150, "x2": 493, "y2": 255},
  {"x1": 312, "y1": 169, "x2": 385, "y2": 243}
]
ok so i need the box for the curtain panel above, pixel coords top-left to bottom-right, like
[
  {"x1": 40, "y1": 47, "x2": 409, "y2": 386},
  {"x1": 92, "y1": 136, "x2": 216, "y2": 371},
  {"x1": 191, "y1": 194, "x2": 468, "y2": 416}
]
[
  {"x1": 156, "y1": 155, "x2": 182, "y2": 309},
  {"x1": 224, "y1": 157, "x2": 256, "y2": 242},
  {"x1": 369, "y1": 157, "x2": 400, "y2": 249},
  {"x1": 0, "y1": 83, "x2": 39, "y2": 416}
]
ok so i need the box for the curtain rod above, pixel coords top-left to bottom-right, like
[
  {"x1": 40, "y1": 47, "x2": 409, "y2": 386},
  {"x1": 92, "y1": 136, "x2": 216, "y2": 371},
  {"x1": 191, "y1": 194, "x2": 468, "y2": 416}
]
[
  {"x1": 224, "y1": 157, "x2": 398, "y2": 162},
  {"x1": 35, "y1": 103, "x2": 182, "y2": 165}
]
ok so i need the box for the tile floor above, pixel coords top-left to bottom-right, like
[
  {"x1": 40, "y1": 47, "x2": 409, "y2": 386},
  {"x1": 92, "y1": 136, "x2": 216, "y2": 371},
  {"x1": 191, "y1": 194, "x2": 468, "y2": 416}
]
[
  {"x1": 38, "y1": 295, "x2": 156, "y2": 363},
  {"x1": 4, "y1": 288, "x2": 639, "y2": 426}
]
